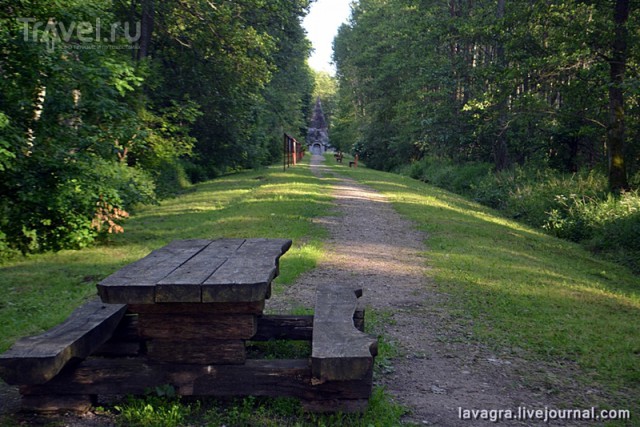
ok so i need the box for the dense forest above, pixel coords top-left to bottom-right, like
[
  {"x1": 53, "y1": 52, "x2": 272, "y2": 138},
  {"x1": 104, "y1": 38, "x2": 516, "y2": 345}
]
[
  {"x1": 332, "y1": 0, "x2": 639, "y2": 186},
  {"x1": 330, "y1": 0, "x2": 640, "y2": 272},
  {"x1": 0, "y1": 0, "x2": 314, "y2": 254}
]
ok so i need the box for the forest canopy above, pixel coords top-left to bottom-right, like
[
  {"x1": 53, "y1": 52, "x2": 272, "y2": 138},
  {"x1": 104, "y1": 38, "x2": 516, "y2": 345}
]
[
  {"x1": 0, "y1": 0, "x2": 314, "y2": 254},
  {"x1": 332, "y1": 0, "x2": 639, "y2": 191}
]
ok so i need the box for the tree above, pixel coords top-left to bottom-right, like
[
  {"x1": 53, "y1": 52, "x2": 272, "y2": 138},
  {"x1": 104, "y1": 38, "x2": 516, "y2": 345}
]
[
  {"x1": 0, "y1": 0, "x2": 316, "y2": 255},
  {"x1": 607, "y1": 0, "x2": 631, "y2": 191},
  {"x1": 332, "y1": 0, "x2": 639, "y2": 187}
]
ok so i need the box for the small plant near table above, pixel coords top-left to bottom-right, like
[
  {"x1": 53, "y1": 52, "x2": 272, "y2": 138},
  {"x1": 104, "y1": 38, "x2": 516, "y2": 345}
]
[{"x1": 115, "y1": 385, "x2": 196, "y2": 427}]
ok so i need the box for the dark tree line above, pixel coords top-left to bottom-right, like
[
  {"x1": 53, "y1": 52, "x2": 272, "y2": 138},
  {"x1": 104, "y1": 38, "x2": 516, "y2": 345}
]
[
  {"x1": 0, "y1": 0, "x2": 313, "y2": 254},
  {"x1": 331, "y1": 0, "x2": 639, "y2": 191}
]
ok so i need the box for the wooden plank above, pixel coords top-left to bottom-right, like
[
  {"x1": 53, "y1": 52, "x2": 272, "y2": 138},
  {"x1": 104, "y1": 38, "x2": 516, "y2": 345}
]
[
  {"x1": 155, "y1": 239, "x2": 245, "y2": 303},
  {"x1": 234, "y1": 238, "x2": 293, "y2": 275},
  {"x1": 311, "y1": 285, "x2": 378, "y2": 382},
  {"x1": 202, "y1": 239, "x2": 292, "y2": 303},
  {"x1": 147, "y1": 339, "x2": 246, "y2": 364},
  {"x1": 253, "y1": 315, "x2": 314, "y2": 341},
  {"x1": 137, "y1": 313, "x2": 257, "y2": 340},
  {"x1": 22, "y1": 358, "x2": 372, "y2": 402},
  {"x1": 0, "y1": 299, "x2": 127, "y2": 385},
  {"x1": 97, "y1": 239, "x2": 211, "y2": 304},
  {"x1": 128, "y1": 301, "x2": 265, "y2": 315}
]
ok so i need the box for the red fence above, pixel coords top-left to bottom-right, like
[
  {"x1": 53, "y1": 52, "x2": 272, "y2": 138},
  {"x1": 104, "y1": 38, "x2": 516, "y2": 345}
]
[{"x1": 283, "y1": 133, "x2": 304, "y2": 170}]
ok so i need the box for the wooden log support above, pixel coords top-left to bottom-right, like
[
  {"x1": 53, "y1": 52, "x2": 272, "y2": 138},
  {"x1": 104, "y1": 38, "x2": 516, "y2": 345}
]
[
  {"x1": 21, "y1": 358, "x2": 373, "y2": 402},
  {"x1": 146, "y1": 340, "x2": 246, "y2": 364},
  {"x1": 128, "y1": 301, "x2": 266, "y2": 315},
  {"x1": 311, "y1": 285, "x2": 378, "y2": 383},
  {"x1": 137, "y1": 313, "x2": 257, "y2": 340},
  {"x1": 253, "y1": 315, "x2": 314, "y2": 341},
  {"x1": 252, "y1": 311, "x2": 365, "y2": 341},
  {"x1": 0, "y1": 298, "x2": 127, "y2": 385}
]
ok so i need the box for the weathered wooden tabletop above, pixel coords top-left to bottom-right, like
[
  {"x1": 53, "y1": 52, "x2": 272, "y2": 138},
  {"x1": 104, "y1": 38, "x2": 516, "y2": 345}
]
[{"x1": 97, "y1": 238, "x2": 292, "y2": 304}]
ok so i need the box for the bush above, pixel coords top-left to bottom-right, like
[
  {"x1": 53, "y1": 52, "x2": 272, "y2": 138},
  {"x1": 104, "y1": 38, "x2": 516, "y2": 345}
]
[
  {"x1": 0, "y1": 153, "x2": 156, "y2": 255},
  {"x1": 152, "y1": 159, "x2": 191, "y2": 198},
  {"x1": 403, "y1": 157, "x2": 492, "y2": 195},
  {"x1": 399, "y1": 158, "x2": 640, "y2": 273}
]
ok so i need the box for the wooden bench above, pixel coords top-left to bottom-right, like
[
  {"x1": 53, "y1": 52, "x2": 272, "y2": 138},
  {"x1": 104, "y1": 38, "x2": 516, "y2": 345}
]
[
  {"x1": 0, "y1": 298, "x2": 127, "y2": 412},
  {"x1": 312, "y1": 286, "x2": 377, "y2": 383},
  {"x1": 0, "y1": 239, "x2": 377, "y2": 414},
  {"x1": 0, "y1": 298, "x2": 126, "y2": 386}
]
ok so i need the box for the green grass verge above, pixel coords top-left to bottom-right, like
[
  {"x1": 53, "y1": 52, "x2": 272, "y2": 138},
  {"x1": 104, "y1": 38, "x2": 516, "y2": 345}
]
[
  {"x1": 0, "y1": 158, "x2": 335, "y2": 352},
  {"x1": 0, "y1": 156, "x2": 408, "y2": 426},
  {"x1": 110, "y1": 387, "x2": 406, "y2": 427},
  {"x1": 329, "y1": 157, "x2": 640, "y2": 416}
]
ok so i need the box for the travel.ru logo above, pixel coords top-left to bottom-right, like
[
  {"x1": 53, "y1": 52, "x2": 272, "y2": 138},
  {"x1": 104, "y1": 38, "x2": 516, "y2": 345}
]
[{"x1": 17, "y1": 17, "x2": 141, "y2": 52}]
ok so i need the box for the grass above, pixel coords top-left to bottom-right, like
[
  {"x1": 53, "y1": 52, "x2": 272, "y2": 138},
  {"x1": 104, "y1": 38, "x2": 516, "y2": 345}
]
[
  {"x1": 3, "y1": 152, "x2": 639, "y2": 424},
  {"x1": 0, "y1": 156, "x2": 408, "y2": 426},
  {"x1": 0, "y1": 157, "x2": 336, "y2": 352},
  {"x1": 109, "y1": 387, "x2": 406, "y2": 427},
  {"x1": 329, "y1": 156, "x2": 640, "y2": 417}
]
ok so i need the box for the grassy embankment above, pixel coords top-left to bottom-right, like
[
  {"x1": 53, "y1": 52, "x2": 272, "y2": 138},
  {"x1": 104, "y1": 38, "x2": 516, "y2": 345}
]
[
  {"x1": 2, "y1": 153, "x2": 639, "y2": 424},
  {"x1": 0, "y1": 157, "x2": 407, "y2": 426},
  {"x1": 0, "y1": 158, "x2": 334, "y2": 353},
  {"x1": 331, "y1": 154, "x2": 639, "y2": 421}
]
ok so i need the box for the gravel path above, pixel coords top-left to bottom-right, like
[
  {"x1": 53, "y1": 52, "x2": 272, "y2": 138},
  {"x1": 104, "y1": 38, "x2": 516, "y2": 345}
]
[{"x1": 267, "y1": 155, "x2": 562, "y2": 426}]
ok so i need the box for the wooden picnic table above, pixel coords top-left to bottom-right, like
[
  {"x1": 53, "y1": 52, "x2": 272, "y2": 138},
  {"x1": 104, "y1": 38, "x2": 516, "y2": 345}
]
[
  {"x1": 98, "y1": 238, "x2": 292, "y2": 305},
  {"x1": 97, "y1": 238, "x2": 292, "y2": 365},
  {"x1": 0, "y1": 237, "x2": 377, "y2": 413}
]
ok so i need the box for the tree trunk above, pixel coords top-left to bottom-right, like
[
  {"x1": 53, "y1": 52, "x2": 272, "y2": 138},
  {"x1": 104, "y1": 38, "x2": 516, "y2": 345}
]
[
  {"x1": 493, "y1": 0, "x2": 510, "y2": 171},
  {"x1": 607, "y1": 0, "x2": 630, "y2": 192},
  {"x1": 136, "y1": 0, "x2": 154, "y2": 61}
]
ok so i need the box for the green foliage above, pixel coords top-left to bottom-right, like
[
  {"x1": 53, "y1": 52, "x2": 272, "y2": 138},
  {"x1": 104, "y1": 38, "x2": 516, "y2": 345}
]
[
  {"x1": 332, "y1": 0, "x2": 640, "y2": 184},
  {"x1": 0, "y1": 152, "x2": 155, "y2": 253},
  {"x1": 247, "y1": 340, "x2": 311, "y2": 359},
  {"x1": 115, "y1": 393, "x2": 195, "y2": 427},
  {"x1": 114, "y1": 388, "x2": 406, "y2": 427},
  {"x1": 398, "y1": 157, "x2": 640, "y2": 273},
  {"x1": 0, "y1": 0, "x2": 315, "y2": 255}
]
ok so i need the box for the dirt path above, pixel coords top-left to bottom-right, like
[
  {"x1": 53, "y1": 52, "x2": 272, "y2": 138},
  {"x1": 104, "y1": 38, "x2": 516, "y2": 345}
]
[
  {"x1": 268, "y1": 155, "x2": 562, "y2": 426},
  {"x1": 1, "y1": 155, "x2": 574, "y2": 426}
]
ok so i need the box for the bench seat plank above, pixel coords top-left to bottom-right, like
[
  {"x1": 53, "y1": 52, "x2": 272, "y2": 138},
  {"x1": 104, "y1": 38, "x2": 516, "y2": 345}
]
[
  {"x1": 311, "y1": 285, "x2": 378, "y2": 382},
  {"x1": 0, "y1": 298, "x2": 127, "y2": 385}
]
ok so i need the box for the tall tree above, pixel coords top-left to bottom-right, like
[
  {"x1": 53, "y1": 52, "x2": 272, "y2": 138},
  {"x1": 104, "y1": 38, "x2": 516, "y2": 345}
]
[{"x1": 607, "y1": 0, "x2": 630, "y2": 191}]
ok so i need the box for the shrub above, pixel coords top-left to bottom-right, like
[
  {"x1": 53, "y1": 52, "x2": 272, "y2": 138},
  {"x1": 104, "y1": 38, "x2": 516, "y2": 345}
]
[
  {"x1": 398, "y1": 158, "x2": 640, "y2": 273},
  {"x1": 152, "y1": 159, "x2": 191, "y2": 198},
  {"x1": 0, "y1": 154, "x2": 156, "y2": 255}
]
